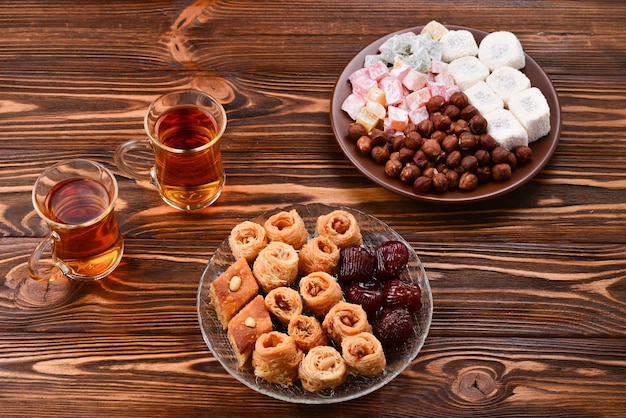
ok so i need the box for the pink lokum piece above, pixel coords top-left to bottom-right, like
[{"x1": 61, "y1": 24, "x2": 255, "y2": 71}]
[
  {"x1": 409, "y1": 106, "x2": 429, "y2": 124},
  {"x1": 341, "y1": 93, "x2": 365, "y2": 120},
  {"x1": 405, "y1": 87, "x2": 431, "y2": 111},
  {"x1": 387, "y1": 105, "x2": 409, "y2": 131},
  {"x1": 430, "y1": 60, "x2": 449, "y2": 75},
  {"x1": 427, "y1": 81, "x2": 447, "y2": 98},
  {"x1": 351, "y1": 73, "x2": 377, "y2": 97},
  {"x1": 390, "y1": 62, "x2": 411, "y2": 81},
  {"x1": 379, "y1": 76, "x2": 404, "y2": 106},
  {"x1": 402, "y1": 69, "x2": 429, "y2": 92},
  {"x1": 366, "y1": 60, "x2": 389, "y2": 81}
]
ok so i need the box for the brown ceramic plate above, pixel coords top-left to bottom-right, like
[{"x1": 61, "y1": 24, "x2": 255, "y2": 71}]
[{"x1": 330, "y1": 25, "x2": 561, "y2": 204}]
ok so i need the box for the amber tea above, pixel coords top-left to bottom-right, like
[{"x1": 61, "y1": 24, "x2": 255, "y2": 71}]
[
  {"x1": 44, "y1": 178, "x2": 123, "y2": 279},
  {"x1": 152, "y1": 106, "x2": 224, "y2": 209},
  {"x1": 30, "y1": 159, "x2": 124, "y2": 282},
  {"x1": 115, "y1": 89, "x2": 227, "y2": 210}
]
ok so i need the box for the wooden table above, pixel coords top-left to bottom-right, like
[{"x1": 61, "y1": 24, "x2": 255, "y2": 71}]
[{"x1": 1, "y1": 1, "x2": 625, "y2": 416}]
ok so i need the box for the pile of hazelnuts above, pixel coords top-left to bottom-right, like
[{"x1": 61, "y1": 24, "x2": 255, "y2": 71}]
[{"x1": 348, "y1": 92, "x2": 533, "y2": 193}]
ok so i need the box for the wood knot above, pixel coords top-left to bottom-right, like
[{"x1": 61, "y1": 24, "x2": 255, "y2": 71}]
[{"x1": 454, "y1": 368, "x2": 499, "y2": 403}]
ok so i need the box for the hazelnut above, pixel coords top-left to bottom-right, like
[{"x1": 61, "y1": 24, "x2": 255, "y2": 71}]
[
  {"x1": 458, "y1": 131, "x2": 478, "y2": 151},
  {"x1": 422, "y1": 166, "x2": 438, "y2": 178},
  {"x1": 426, "y1": 95, "x2": 446, "y2": 114},
  {"x1": 356, "y1": 136, "x2": 372, "y2": 155},
  {"x1": 478, "y1": 134, "x2": 497, "y2": 151},
  {"x1": 369, "y1": 128, "x2": 387, "y2": 146},
  {"x1": 389, "y1": 151, "x2": 400, "y2": 161},
  {"x1": 515, "y1": 146, "x2": 532, "y2": 164},
  {"x1": 452, "y1": 119, "x2": 470, "y2": 136},
  {"x1": 417, "y1": 119, "x2": 434, "y2": 137},
  {"x1": 432, "y1": 114, "x2": 452, "y2": 132},
  {"x1": 421, "y1": 138, "x2": 441, "y2": 158},
  {"x1": 443, "y1": 104, "x2": 461, "y2": 121},
  {"x1": 441, "y1": 134, "x2": 459, "y2": 152},
  {"x1": 348, "y1": 122, "x2": 367, "y2": 140},
  {"x1": 458, "y1": 172, "x2": 478, "y2": 191},
  {"x1": 474, "y1": 149, "x2": 491, "y2": 166},
  {"x1": 446, "y1": 150, "x2": 463, "y2": 168},
  {"x1": 413, "y1": 175, "x2": 433, "y2": 192},
  {"x1": 461, "y1": 155, "x2": 479, "y2": 173},
  {"x1": 391, "y1": 134, "x2": 406, "y2": 151},
  {"x1": 476, "y1": 165, "x2": 492, "y2": 183},
  {"x1": 403, "y1": 122, "x2": 417, "y2": 135},
  {"x1": 371, "y1": 145, "x2": 390, "y2": 164},
  {"x1": 469, "y1": 114, "x2": 488, "y2": 135},
  {"x1": 449, "y1": 91, "x2": 469, "y2": 109},
  {"x1": 460, "y1": 104, "x2": 479, "y2": 121},
  {"x1": 430, "y1": 130, "x2": 447, "y2": 143},
  {"x1": 412, "y1": 150, "x2": 430, "y2": 170},
  {"x1": 507, "y1": 152, "x2": 518, "y2": 170},
  {"x1": 492, "y1": 163, "x2": 512, "y2": 181},
  {"x1": 385, "y1": 159, "x2": 403, "y2": 178},
  {"x1": 434, "y1": 150, "x2": 448, "y2": 164},
  {"x1": 399, "y1": 164, "x2": 421, "y2": 184},
  {"x1": 398, "y1": 147, "x2": 416, "y2": 162},
  {"x1": 405, "y1": 131, "x2": 423, "y2": 150},
  {"x1": 445, "y1": 170, "x2": 459, "y2": 189},
  {"x1": 432, "y1": 172, "x2": 449, "y2": 192},
  {"x1": 491, "y1": 146, "x2": 510, "y2": 164}
]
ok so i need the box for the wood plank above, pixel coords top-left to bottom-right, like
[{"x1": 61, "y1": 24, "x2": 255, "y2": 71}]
[
  {"x1": 0, "y1": 335, "x2": 624, "y2": 417},
  {"x1": 2, "y1": 239, "x2": 624, "y2": 339}
]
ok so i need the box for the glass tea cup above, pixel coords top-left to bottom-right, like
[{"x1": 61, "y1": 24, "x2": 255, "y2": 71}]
[
  {"x1": 115, "y1": 89, "x2": 227, "y2": 210},
  {"x1": 29, "y1": 159, "x2": 124, "y2": 282}
]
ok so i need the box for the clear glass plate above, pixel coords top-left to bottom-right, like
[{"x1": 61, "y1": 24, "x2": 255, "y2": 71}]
[{"x1": 197, "y1": 203, "x2": 433, "y2": 404}]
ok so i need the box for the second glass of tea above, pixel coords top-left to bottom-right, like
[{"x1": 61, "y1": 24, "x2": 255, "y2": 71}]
[{"x1": 115, "y1": 89, "x2": 227, "y2": 210}]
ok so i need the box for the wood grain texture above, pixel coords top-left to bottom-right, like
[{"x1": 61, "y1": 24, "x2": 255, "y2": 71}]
[{"x1": 0, "y1": 0, "x2": 625, "y2": 416}]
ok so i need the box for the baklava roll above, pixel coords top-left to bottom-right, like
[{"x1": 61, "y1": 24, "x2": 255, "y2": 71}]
[
  {"x1": 341, "y1": 332, "x2": 386, "y2": 378},
  {"x1": 315, "y1": 210, "x2": 363, "y2": 248},
  {"x1": 265, "y1": 287, "x2": 303, "y2": 325},
  {"x1": 263, "y1": 209, "x2": 309, "y2": 250},
  {"x1": 299, "y1": 271, "x2": 343, "y2": 317},
  {"x1": 287, "y1": 314, "x2": 328, "y2": 352},
  {"x1": 322, "y1": 301, "x2": 371, "y2": 344},
  {"x1": 252, "y1": 331, "x2": 303, "y2": 387},
  {"x1": 253, "y1": 241, "x2": 299, "y2": 293},
  {"x1": 298, "y1": 235, "x2": 340, "y2": 276},
  {"x1": 298, "y1": 345, "x2": 347, "y2": 392},
  {"x1": 228, "y1": 221, "x2": 268, "y2": 263}
]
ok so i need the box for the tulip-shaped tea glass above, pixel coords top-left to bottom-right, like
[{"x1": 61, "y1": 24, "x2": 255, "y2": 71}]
[
  {"x1": 115, "y1": 89, "x2": 227, "y2": 210},
  {"x1": 29, "y1": 159, "x2": 124, "y2": 282}
]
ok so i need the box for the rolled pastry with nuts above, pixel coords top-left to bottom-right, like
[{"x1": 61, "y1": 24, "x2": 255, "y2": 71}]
[
  {"x1": 228, "y1": 221, "x2": 268, "y2": 263},
  {"x1": 253, "y1": 241, "x2": 299, "y2": 293},
  {"x1": 287, "y1": 314, "x2": 328, "y2": 352},
  {"x1": 265, "y1": 287, "x2": 303, "y2": 326},
  {"x1": 298, "y1": 345, "x2": 347, "y2": 392},
  {"x1": 322, "y1": 301, "x2": 371, "y2": 344},
  {"x1": 341, "y1": 332, "x2": 387, "y2": 378},
  {"x1": 263, "y1": 209, "x2": 309, "y2": 250},
  {"x1": 299, "y1": 271, "x2": 343, "y2": 317},
  {"x1": 315, "y1": 209, "x2": 363, "y2": 248},
  {"x1": 298, "y1": 235, "x2": 340, "y2": 276},
  {"x1": 252, "y1": 331, "x2": 303, "y2": 387}
]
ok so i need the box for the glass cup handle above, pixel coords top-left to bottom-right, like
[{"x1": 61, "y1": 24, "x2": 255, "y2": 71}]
[
  {"x1": 28, "y1": 233, "x2": 66, "y2": 282},
  {"x1": 114, "y1": 139, "x2": 153, "y2": 182}
]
